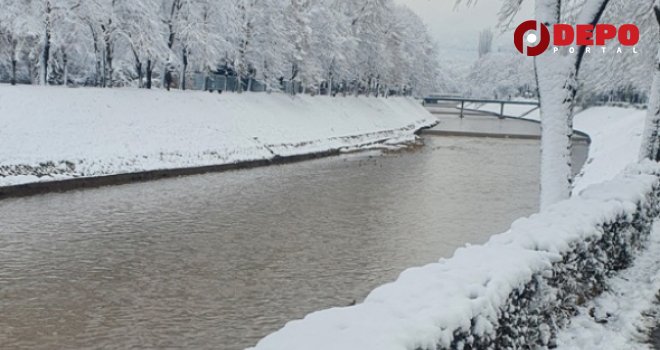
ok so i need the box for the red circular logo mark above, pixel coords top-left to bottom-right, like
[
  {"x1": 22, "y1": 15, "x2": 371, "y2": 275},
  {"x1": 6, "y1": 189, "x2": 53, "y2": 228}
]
[{"x1": 514, "y1": 20, "x2": 551, "y2": 57}]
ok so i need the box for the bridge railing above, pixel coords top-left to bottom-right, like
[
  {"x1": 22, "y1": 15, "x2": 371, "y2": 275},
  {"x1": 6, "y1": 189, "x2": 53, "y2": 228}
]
[{"x1": 424, "y1": 97, "x2": 540, "y2": 119}]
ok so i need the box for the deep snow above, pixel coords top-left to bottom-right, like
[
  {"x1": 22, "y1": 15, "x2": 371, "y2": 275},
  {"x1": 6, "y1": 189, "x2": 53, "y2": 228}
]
[
  {"x1": 0, "y1": 85, "x2": 436, "y2": 187},
  {"x1": 572, "y1": 107, "x2": 647, "y2": 194},
  {"x1": 555, "y1": 221, "x2": 660, "y2": 350}
]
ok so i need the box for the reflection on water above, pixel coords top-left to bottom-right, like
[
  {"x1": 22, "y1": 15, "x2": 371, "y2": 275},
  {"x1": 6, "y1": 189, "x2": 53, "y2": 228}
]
[{"x1": 0, "y1": 136, "x2": 540, "y2": 350}]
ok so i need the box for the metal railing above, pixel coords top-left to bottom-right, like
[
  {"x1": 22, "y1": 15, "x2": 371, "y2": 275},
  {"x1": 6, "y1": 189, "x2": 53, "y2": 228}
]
[{"x1": 424, "y1": 97, "x2": 540, "y2": 119}]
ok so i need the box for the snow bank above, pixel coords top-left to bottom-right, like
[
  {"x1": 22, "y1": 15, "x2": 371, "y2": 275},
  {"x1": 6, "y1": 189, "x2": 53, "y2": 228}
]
[
  {"x1": 555, "y1": 220, "x2": 660, "y2": 350},
  {"x1": 251, "y1": 162, "x2": 660, "y2": 350},
  {"x1": 0, "y1": 85, "x2": 435, "y2": 187},
  {"x1": 573, "y1": 107, "x2": 646, "y2": 194}
]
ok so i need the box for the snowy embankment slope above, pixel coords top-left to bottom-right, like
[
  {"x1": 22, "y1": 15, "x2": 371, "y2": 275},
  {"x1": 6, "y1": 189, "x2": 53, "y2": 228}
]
[
  {"x1": 572, "y1": 107, "x2": 646, "y2": 194},
  {"x1": 0, "y1": 85, "x2": 436, "y2": 187}
]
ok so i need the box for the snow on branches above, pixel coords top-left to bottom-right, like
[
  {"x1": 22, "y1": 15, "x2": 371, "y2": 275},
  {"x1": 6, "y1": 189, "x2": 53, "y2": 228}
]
[{"x1": 0, "y1": 0, "x2": 440, "y2": 95}]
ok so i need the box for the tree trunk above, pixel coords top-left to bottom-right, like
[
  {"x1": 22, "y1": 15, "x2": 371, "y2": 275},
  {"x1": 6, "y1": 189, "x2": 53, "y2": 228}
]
[
  {"x1": 105, "y1": 40, "x2": 113, "y2": 88},
  {"x1": 88, "y1": 24, "x2": 102, "y2": 86},
  {"x1": 640, "y1": 65, "x2": 660, "y2": 161},
  {"x1": 639, "y1": 2, "x2": 660, "y2": 161},
  {"x1": 537, "y1": 60, "x2": 576, "y2": 208},
  {"x1": 136, "y1": 61, "x2": 143, "y2": 88},
  {"x1": 146, "y1": 59, "x2": 153, "y2": 89},
  {"x1": 40, "y1": 1, "x2": 52, "y2": 86},
  {"x1": 101, "y1": 54, "x2": 106, "y2": 87},
  {"x1": 180, "y1": 47, "x2": 188, "y2": 90},
  {"x1": 11, "y1": 59, "x2": 17, "y2": 86},
  {"x1": 27, "y1": 58, "x2": 35, "y2": 85},
  {"x1": 95, "y1": 58, "x2": 102, "y2": 86},
  {"x1": 62, "y1": 51, "x2": 68, "y2": 86},
  {"x1": 535, "y1": 0, "x2": 573, "y2": 208},
  {"x1": 41, "y1": 38, "x2": 50, "y2": 85},
  {"x1": 535, "y1": 0, "x2": 609, "y2": 208},
  {"x1": 102, "y1": 19, "x2": 113, "y2": 88}
]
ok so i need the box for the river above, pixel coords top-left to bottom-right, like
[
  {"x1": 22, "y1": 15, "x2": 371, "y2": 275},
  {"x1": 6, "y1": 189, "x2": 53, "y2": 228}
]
[{"x1": 0, "y1": 136, "x2": 543, "y2": 349}]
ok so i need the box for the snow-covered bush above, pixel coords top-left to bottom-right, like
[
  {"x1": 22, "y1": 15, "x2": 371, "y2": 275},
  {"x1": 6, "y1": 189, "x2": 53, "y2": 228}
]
[{"x1": 251, "y1": 162, "x2": 660, "y2": 350}]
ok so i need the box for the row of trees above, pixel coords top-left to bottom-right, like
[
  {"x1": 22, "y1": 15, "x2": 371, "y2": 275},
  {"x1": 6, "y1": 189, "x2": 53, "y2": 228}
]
[{"x1": 0, "y1": 0, "x2": 440, "y2": 96}]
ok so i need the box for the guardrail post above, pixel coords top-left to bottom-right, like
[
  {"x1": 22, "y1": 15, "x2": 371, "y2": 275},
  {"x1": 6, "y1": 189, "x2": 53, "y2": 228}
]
[
  {"x1": 500, "y1": 103, "x2": 505, "y2": 119},
  {"x1": 460, "y1": 101, "x2": 464, "y2": 119}
]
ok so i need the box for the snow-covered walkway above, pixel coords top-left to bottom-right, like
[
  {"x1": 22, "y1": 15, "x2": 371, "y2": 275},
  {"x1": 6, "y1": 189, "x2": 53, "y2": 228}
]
[{"x1": 555, "y1": 221, "x2": 660, "y2": 350}]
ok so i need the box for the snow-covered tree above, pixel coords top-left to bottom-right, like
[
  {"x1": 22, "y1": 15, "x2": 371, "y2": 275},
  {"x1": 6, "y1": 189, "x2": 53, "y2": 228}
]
[
  {"x1": 640, "y1": 0, "x2": 660, "y2": 161},
  {"x1": 0, "y1": 0, "x2": 39, "y2": 85},
  {"x1": 114, "y1": 0, "x2": 167, "y2": 88},
  {"x1": 0, "y1": 0, "x2": 439, "y2": 96},
  {"x1": 467, "y1": 51, "x2": 536, "y2": 99},
  {"x1": 461, "y1": 0, "x2": 612, "y2": 208}
]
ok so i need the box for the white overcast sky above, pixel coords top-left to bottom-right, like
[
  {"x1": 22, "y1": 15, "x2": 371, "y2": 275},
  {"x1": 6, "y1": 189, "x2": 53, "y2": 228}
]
[{"x1": 395, "y1": 0, "x2": 534, "y2": 60}]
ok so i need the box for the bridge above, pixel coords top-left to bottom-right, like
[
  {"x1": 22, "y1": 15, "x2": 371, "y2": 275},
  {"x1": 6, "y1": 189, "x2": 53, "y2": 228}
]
[
  {"x1": 421, "y1": 96, "x2": 591, "y2": 176},
  {"x1": 423, "y1": 96, "x2": 540, "y2": 119},
  {"x1": 422, "y1": 96, "x2": 589, "y2": 142}
]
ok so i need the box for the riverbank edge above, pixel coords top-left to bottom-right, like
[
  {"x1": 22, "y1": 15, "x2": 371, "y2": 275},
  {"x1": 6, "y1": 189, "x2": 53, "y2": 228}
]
[{"x1": 0, "y1": 123, "x2": 436, "y2": 200}]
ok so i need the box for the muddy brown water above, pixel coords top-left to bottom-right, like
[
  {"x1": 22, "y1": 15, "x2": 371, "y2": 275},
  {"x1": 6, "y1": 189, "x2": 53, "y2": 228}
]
[{"x1": 0, "y1": 136, "x2": 544, "y2": 349}]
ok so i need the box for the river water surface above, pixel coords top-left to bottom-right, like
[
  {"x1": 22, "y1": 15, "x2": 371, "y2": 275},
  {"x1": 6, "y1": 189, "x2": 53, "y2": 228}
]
[{"x1": 1, "y1": 136, "x2": 541, "y2": 349}]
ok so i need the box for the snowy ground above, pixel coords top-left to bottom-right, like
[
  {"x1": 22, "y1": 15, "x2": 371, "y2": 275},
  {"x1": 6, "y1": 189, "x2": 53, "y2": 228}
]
[
  {"x1": 553, "y1": 108, "x2": 656, "y2": 349},
  {"x1": 0, "y1": 85, "x2": 436, "y2": 187},
  {"x1": 555, "y1": 221, "x2": 660, "y2": 350},
  {"x1": 572, "y1": 107, "x2": 646, "y2": 194}
]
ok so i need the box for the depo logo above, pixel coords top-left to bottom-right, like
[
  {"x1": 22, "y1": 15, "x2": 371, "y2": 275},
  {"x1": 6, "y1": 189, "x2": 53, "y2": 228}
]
[{"x1": 514, "y1": 20, "x2": 640, "y2": 57}]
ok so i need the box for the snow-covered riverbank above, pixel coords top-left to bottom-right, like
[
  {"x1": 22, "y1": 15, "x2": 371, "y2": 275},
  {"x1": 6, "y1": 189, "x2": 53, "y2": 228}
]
[
  {"x1": 572, "y1": 107, "x2": 646, "y2": 193},
  {"x1": 250, "y1": 105, "x2": 658, "y2": 350},
  {"x1": 0, "y1": 85, "x2": 436, "y2": 188}
]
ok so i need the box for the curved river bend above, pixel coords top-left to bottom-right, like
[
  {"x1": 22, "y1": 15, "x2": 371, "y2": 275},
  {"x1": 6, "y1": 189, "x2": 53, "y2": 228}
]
[{"x1": 1, "y1": 136, "x2": 541, "y2": 349}]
